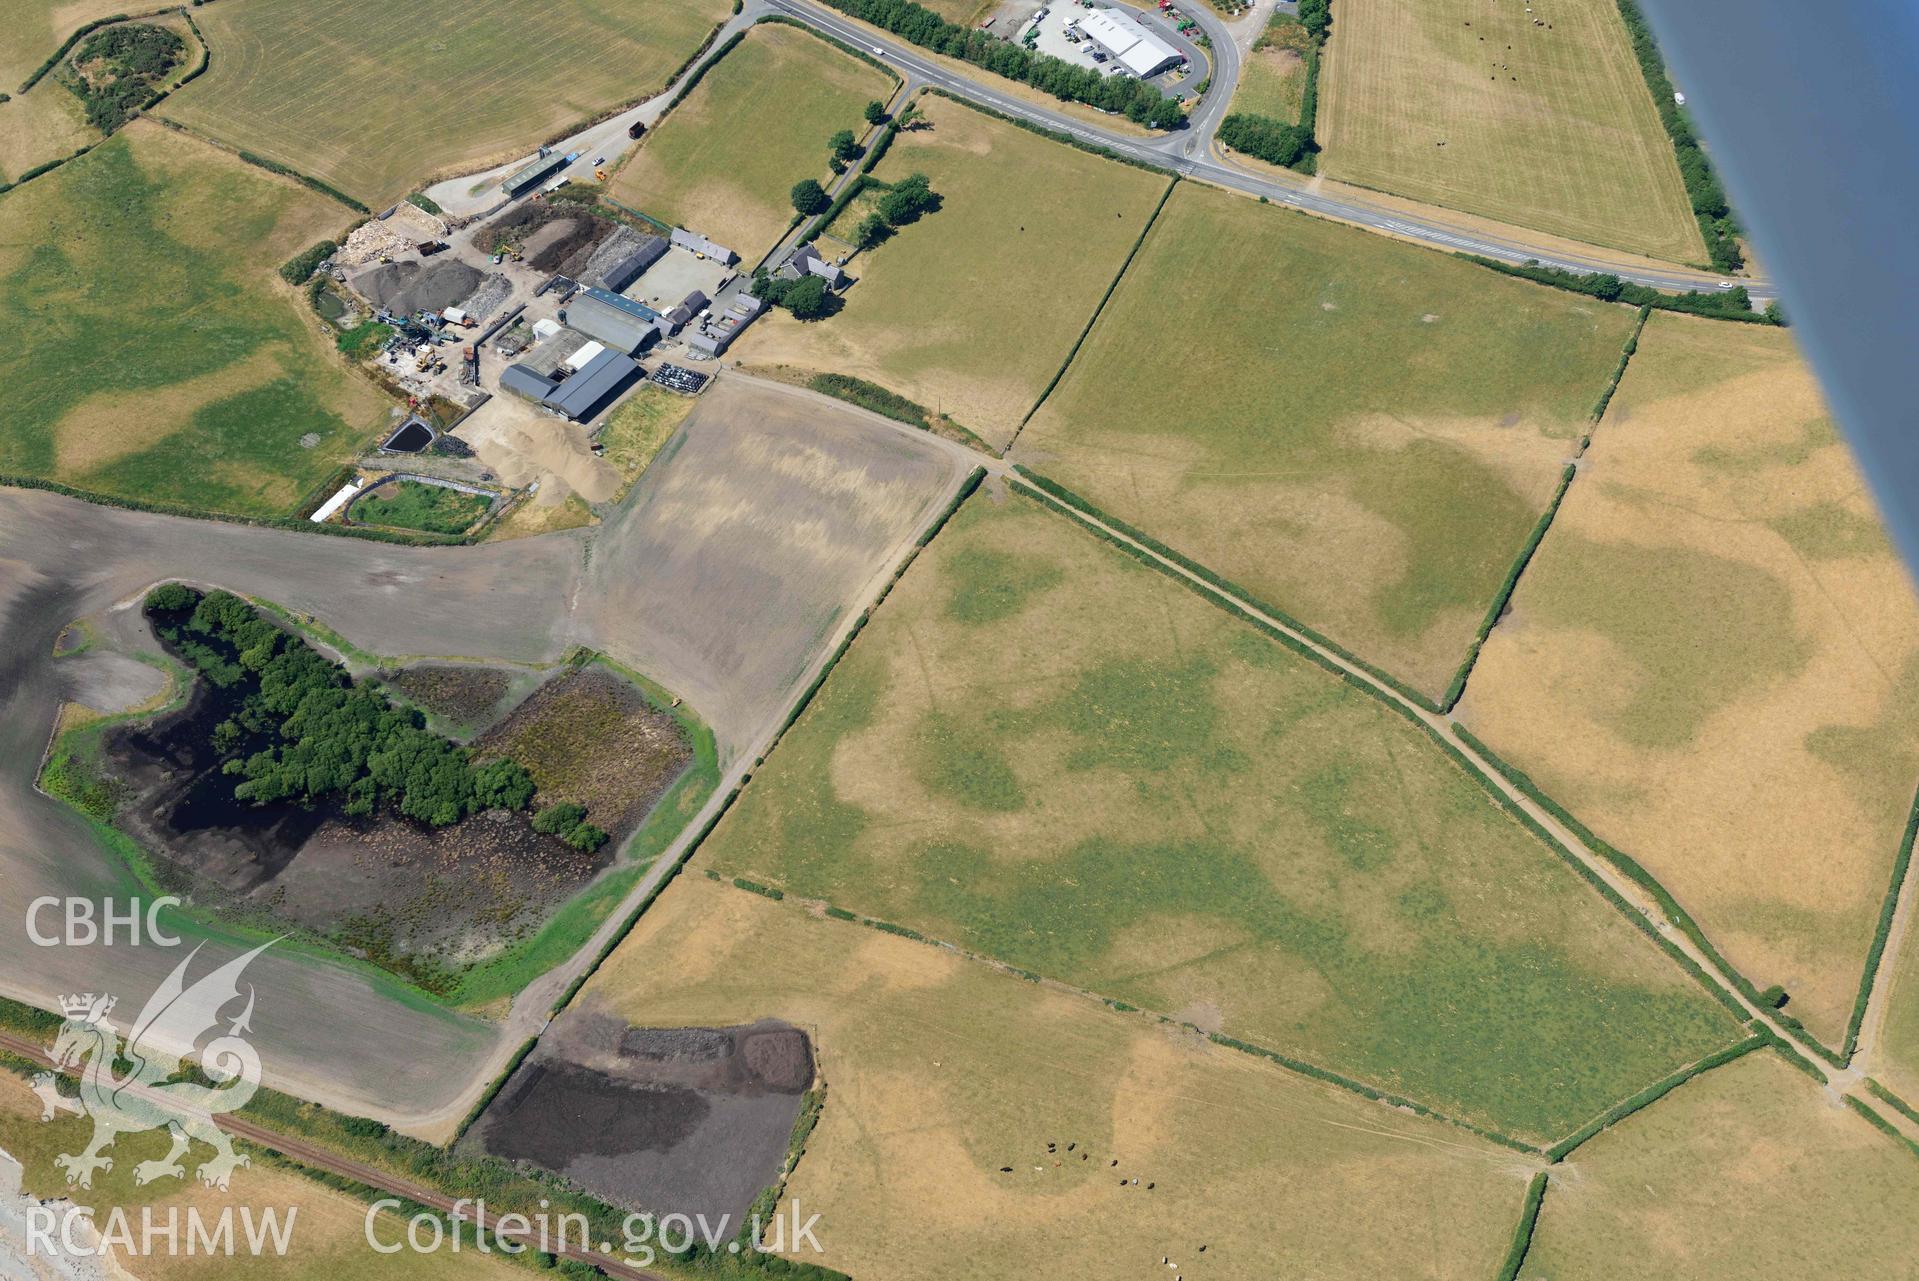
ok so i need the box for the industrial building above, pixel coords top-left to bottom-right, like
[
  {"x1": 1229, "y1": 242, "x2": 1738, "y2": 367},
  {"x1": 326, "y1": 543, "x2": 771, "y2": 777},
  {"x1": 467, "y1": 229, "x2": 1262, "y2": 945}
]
[
  {"x1": 564, "y1": 286, "x2": 671, "y2": 353},
  {"x1": 500, "y1": 346, "x2": 640, "y2": 422},
  {"x1": 1075, "y1": 8, "x2": 1182, "y2": 78},
  {"x1": 579, "y1": 229, "x2": 667, "y2": 292},
  {"x1": 501, "y1": 150, "x2": 573, "y2": 197}
]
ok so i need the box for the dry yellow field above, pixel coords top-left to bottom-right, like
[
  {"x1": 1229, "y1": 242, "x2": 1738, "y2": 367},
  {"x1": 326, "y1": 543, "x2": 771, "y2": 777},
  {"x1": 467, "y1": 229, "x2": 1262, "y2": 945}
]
[
  {"x1": 0, "y1": 83, "x2": 93, "y2": 183},
  {"x1": 3, "y1": 0, "x2": 132, "y2": 87},
  {"x1": 734, "y1": 95, "x2": 1170, "y2": 449},
  {"x1": 1459, "y1": 313, "x2": 1919, "y2": 1048},
  {"x1": 0, "y1": 1071, "x2": 520, "y2": 1280},
  {"x1": 582, "y1": 874, "x2": 1529, "y2": 1281},
  {"x1": 1523, "y1": 1052, "x2": 1919, "y2": 1278},
  {"x1": 164, "y1": 0, "x2": 730, "y2": 205},
  {"x1": 1316, "y1": 0, "x2": 1706, "y2": 264}
]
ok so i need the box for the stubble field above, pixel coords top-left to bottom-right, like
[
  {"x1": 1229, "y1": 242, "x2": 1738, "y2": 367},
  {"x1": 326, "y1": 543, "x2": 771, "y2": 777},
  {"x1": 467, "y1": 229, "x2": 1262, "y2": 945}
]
[
  {"x1": 609, "y1": 23, "x2": 893, "y2": 263},
  {"x1": 1459, "y1": 313, "x2": 1919, "y2": 1049},
  {"x1": 1315, "y1": 0, "x2": 1706, "y2": 264},
  {"x1": 1521, "y1": 1052, "x2": 1919, "y2": 1278},
  {"x1": 2, "y1": 0, "x2": 132, "y2": 87},
  {"x1": 581, "y1": 873, "x2": 1529, "y2": 1281},
  {"x1": 694, "y1": 487, "x2": 1743, "y2": 1143},
  {"x1": 735, "y1": 94, "x2": 1171, "y2": 449},
  {"x1": 0, "y1": 122, "x2": 385, "y2": 517},
  {"x1": 1017, "y1": 182, "x2": 1635, "y2": 697},
  {"x1": 163, "y1": 0, "x2": 730, "y2": 206}
]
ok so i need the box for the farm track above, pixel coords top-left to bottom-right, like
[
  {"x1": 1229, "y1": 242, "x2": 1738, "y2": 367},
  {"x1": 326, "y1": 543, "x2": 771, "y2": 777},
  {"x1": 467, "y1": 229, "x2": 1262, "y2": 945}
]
[{"x1": 0, "y1": 1031, "x2": 668, "y2": 1281}]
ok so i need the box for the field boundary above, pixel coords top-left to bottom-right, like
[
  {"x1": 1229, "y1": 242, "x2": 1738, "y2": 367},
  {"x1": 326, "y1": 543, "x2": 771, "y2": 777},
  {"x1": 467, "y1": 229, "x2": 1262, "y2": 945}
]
[
  {"x1": 1012, "y1": 467, "x2": 1444, "y2": 712},
  {"x1": 1543, "y1": 1032, "x2": 1766, "y2": 1162},
  {"x1": 1493, "y1": 1171, "x2": 1549, "y2": 1281},
  {"x1": 1458, "y1": 254, "x2": 1778, "y2": 325},
  {"x1": 1009, "y1": 175, "x2": 1179, "y2": 447},
  {"x1": 921, "y1": 86, "x2": 1176, "y2": 178},
  {"x1": 1450, "y1": 724, "x2": 1845, "y2": 1064},
  {"x1": 1438, "y1": 304, "x2": 1651, "y2": 712},
  {"x1": 1006, "y1": 474, "x2": 1765, "y2": 1031},
  {"x1": 1842, "y1": 779, "x2": 1919, "y2": 1060},
  {"x1": 1845, "y1": 1094, "x2": 1919, "y2": 1164},
  {"x1": 707, "y1": 874, "x2": 1546, "y2": 1154},
  {"x1": 546, "y1": 466, "x2": 987, "y2": 1017}
]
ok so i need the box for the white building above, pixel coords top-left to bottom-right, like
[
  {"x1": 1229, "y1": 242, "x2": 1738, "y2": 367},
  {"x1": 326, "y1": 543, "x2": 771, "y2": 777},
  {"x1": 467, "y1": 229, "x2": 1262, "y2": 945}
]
[{"x1": 1076, "y1": 8, "x2": 1182, "y2": 78}]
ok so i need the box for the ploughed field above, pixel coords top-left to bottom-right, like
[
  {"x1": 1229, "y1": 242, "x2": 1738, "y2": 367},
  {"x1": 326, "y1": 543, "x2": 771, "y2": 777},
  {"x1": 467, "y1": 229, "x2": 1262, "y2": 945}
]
[
  {"x1": 692, "y1": 486, "x2": 1744, "y2": 1144},
  {"x1": 462, "y1": 1008, "x2": 815, "y2": 1234},
  {"x1": 161, "y1": 0, "x2": 731, "y2": 206},
  {"x1": 1314, "y1": 0, "x2": 1706, "y2": 263}
]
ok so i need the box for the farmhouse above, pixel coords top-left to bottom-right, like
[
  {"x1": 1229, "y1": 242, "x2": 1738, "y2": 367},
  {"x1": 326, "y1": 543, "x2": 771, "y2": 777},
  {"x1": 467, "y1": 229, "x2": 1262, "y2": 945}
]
[
  {"x1": 1076, "y1": 9, "x2": 1182, "y2": 78},
  {"x1": 565, "y1": 286, "x2": 670, "y2": 353},
  {"x1": 780, "y1": 243, "x2": 849, "y2": 291}
]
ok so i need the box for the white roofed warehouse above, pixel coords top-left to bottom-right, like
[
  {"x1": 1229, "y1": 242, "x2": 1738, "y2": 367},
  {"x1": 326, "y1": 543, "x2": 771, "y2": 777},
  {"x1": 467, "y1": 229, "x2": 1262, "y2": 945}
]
[{"x1": 1076, "y1": 8, "x2": 1182, "y2": 79}]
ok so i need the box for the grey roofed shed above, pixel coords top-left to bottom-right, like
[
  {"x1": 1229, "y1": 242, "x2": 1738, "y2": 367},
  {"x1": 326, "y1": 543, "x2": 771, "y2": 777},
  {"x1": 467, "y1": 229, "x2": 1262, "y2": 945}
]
[
  {"x1": 501, "y1": 362, "x2": 562, "y2": 401},
  {"x1": 565, "y1": 286, "x2": 666, "y2": 353},
  {"x1": 541, "y1": 349, "x2": 638, "y2": 421},
  {"x1": 591, "y1": 234, "x2": 668, "y2": 292},
  {"x1": 669, "y1": 227, "x2": 737, "y2": 264}
]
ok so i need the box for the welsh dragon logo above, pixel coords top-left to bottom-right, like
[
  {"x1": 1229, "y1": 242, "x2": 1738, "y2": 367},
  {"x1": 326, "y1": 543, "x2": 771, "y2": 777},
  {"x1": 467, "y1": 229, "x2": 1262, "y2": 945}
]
[{"x1": 32, "y1": 942, "x2": 272, "y2": 1191}]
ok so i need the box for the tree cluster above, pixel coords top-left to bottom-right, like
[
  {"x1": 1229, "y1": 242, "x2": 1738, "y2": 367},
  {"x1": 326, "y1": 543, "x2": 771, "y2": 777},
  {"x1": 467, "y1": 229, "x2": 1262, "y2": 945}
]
[
  {"x1": 1615, "y1": 0, "x2": 1741, "y2": 271},
  {"x1": 1297, "y1": 0, "x2": 1332, "y2": 41},
  {"x1": 821, "y1": 0, "x2": 1185, "y2": 128},
  {"x1": 790, "y1": 177, "x2": 830, "y2": 216},
  {"x1": 752, "y1": 270, "x2": 836, "y2": 320},
  {"x1": 65, "y1": 23, "x2": 185, "y2": 133},
  {"x1": 1217, "y1": 113, "x2": 1311, "y2": 168},
  {"x1": 144, "y1": 586, "x2": 536, "y2": 828},
  {"x1": 531, "y1": 801, "x2": 609, "y2": 852}
]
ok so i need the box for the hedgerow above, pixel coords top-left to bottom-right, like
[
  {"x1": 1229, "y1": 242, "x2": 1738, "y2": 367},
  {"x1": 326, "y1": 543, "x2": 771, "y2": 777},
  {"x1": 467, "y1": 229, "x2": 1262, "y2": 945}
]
[
  {"x1": 1842, "y1": 784, "x2": 1919, "y2": 1060},
  {"x1": 1459, "y1": 254, "x2": 1775, "y2": 323},
  {"x1": 1614, "y1": 0, "x2": 1741, "y2": 271},
  {"x1": 1494, "y1": 1172, "x2": 1549, "y2": 1281}
]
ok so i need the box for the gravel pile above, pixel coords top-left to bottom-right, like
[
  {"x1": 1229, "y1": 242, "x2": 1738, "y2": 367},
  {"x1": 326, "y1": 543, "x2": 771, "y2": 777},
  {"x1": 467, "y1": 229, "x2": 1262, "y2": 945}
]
[{"x1": 355, "y1": 259, "x2": 483, "y2": 315}]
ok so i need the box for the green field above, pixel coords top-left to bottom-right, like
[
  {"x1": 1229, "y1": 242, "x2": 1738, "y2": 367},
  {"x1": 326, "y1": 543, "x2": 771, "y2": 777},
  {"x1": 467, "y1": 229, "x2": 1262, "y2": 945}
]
[
  {"x1": 610, "y1": 22, "x2": 893, "y2": 261},
  {"x1": 163, "y1": 0, "x2": 730, "y2": 206},
  {"x1": 349, "y1": 478, "x2": 491, "y2": 533},
  {"x1": 1315, "y1": 0, "x2": 1706, "y2": 263},
  {"x1": 0, "y1": 123, "x2": 385, "y2": 517},
  {"x1": 736, "y1": 94, "x2": 1171, "y2": 449},
  {"x1": 1461, "y1": 314, "x2": 1919, "y2": 1047},
  {"x1": 696, "y1": 488, "x2": 1742, "y2": 1143},
  {"x1": 1523, "y1": 1052, "x2": 1919, "y2": 1278},
  {"x1": 1018, "y1": 182, "x2": 1635, "y2": 697}
]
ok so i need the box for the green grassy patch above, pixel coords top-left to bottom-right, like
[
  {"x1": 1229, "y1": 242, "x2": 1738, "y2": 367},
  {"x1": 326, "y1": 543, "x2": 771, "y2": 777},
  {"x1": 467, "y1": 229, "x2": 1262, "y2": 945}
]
[
  {"x1": 0, "y1": 126, "x2": 383, "y2": 517},
  {"x1": 610, "y1": 21, "x2": 893, "y2": 261},
  {"x1": 700, "y1": 489, "x2": 1743, "y2": 1142},
  {"x1": 350, "y1": 478, "x2": 491, "y2": 534}
]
